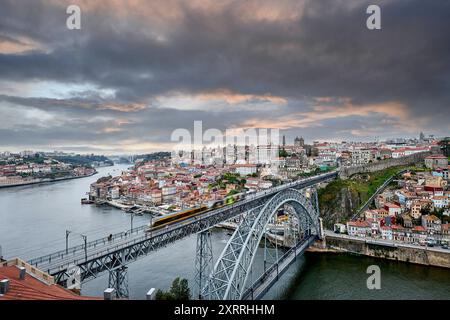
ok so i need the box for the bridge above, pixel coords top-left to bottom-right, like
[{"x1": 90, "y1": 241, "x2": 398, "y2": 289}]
[{"x1": 27, "y1": 170, "x2": 338, "y2": 299}]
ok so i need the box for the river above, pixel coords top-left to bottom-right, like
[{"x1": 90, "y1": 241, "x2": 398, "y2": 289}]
[{"x1": 1, "y1": 164, "x2": 449, "y2": 299}]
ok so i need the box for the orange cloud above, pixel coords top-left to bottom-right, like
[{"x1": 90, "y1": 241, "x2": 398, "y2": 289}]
[
  {"x1": 47, "y1": 0, "x2": 304, "y2": 30},
  {"x1": 97, "y1": 103, "x2": 147, "y2": 112},
  {"x1": 241, "y1": 99, "x2": 416, "y2": 131},
  {"x1": 101, "y1": 127, "x2": 123, "y2": 133},
  {"x1": 197, "y1": 90, "x2": 287, "y2": 105},
  {"x1": 0, "y1": 36, "x2": 45, "y2": 54}
]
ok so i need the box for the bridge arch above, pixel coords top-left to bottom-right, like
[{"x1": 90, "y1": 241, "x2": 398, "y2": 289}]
[{"x1": 203, "y1": 188, "x2": 321, "y2": 300}]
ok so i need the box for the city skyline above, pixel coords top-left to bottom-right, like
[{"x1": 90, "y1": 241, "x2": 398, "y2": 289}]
[{"x1": 1, "y1": 0, "x2": 450, "y2": 154}]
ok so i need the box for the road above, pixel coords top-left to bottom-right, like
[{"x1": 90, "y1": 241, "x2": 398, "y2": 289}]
[{"x1": 324, "y1": 230, "x2": 450, "y2": 254}]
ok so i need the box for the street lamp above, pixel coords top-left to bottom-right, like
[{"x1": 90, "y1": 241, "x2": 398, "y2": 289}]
[
  {"x1": 130, "y1": 212, "x2": 135, "y2": 233},
  {"x1": 80, "y1": 234, "x2": 88, "y2": 261},
  {"x1": 66, "y1": 230, "x2": 72, "y2": 254},
  {"x1": 65, "y1": 230, "x2": 87, "y2": 261}
]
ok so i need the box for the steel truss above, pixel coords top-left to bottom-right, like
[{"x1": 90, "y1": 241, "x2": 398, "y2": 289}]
[
  {"x1": 194, "y1": 230, "x2": 213, "y2": 299},
  {"x1": 108, "y1": 265, "x2": 129, "y2": 299},
  {"x1": 51, "y1": 199, "x2": 266, "y2": 286},
  {"x1": 203, "y1": 188, "x2": 321, "y2": 300},
  {"x1": 31, "y1": 172, "x2": 336, "y2": 288}
]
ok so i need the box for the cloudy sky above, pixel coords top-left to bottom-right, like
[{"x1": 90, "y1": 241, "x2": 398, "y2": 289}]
[{"x1": 0, "y1": 0, "x2": 449, "y2": 154}]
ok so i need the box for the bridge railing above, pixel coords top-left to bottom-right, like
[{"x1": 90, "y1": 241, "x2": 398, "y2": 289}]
[
  {"x1": 28, "y1": 224, "x2": 148, "y2": 266},
  {"x1": 241, "y1": 236, "x2": 315, "y2": 299}
]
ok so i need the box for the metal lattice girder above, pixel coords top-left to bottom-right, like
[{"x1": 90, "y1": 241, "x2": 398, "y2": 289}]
[
  {"x1": 204, "y1": 188, "x2": 320, "y2": 300},
  {"x1": 108, "y1": 265, "x2": 129, "y2": 299},
  {"x1": 195, "y1": 230, "x2": 213, "y2": 300},
  {"x1": 31, "y1": 171, "x2": 336, "y2": 287}
]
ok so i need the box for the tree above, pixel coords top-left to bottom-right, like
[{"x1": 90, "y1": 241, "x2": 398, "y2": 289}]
[
  {"x1": 170, "y1": 277, "x2": 191, "y2": 300},
  {"x1": 155, "y1": 289, "x2": 174, "y2": 300},
  {"x1": 155, "y1": 277, "x2": 191, "y2": 300},
  {"x1": 420, "y1": 204, "x2": 432, "y2": 216},
  {"x1": 279, "y1": 149, "x2": 288, "y2": 158}
]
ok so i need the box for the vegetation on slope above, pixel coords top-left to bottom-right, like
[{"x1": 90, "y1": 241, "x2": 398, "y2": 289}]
[{"x1": 318, "y1": 165, "x2": 421, "y2": 228}]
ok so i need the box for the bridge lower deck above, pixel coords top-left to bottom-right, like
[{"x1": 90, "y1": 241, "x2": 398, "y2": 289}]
[{"x1": 242, "y1": 236, "x2": 316, "y2": 300}]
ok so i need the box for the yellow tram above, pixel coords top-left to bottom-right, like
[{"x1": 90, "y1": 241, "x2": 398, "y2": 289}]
[{"x1": 147, "y1": 192, "x2": 246, "y2": 231}]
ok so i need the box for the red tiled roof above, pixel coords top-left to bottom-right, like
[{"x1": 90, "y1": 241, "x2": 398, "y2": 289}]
[
  {"x1": 384, "y1": 202, "x2": 401, "y2": 209},
  {"x1": 0, "y1": 266, "x2": 101, "y2": 300},
  {"x1": 347, "y1": 221, "x2": 370, "y2": 228}
]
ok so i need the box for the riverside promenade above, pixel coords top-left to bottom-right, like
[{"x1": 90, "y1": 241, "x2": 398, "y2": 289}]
[
  {"x1": 0, "y1": 171, "x2": 98, "y2": 189},
  {"x1": 317, "y1": 230, "x2": 450, "y2": 269}
]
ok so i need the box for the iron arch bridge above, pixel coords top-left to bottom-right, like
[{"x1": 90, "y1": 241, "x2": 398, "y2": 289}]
[
  {"x1": 24, "y1": 171, "x2": 335, "y2": 298},
  {"x1": 198, "y1": 188, "x2": 322, "y2": 300}
]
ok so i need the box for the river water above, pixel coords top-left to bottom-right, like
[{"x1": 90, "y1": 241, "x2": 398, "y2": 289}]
[{"x1": 1, "y1": 164, "x2": 449, "y2": 299}]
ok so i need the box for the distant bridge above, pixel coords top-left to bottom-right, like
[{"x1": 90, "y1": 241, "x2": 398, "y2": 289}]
[{"x1": 27, "y1": 171, "x2": 337, "y2": 299}]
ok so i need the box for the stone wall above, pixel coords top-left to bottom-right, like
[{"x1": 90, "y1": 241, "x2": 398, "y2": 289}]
[
  {"x1": 324, "y1": 235, "x2": 450, "y2": 269},
  {"x1": 339, "y1": 151, "x2": 431, "y2": 179}
]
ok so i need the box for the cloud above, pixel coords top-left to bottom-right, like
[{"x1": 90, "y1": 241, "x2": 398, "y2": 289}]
[
  {"x1": 0, "y1": 34, "x2": 46, "y2": 54},
  {"x1": 0, "y1": 0, "x2": 449, "y2": 153}
]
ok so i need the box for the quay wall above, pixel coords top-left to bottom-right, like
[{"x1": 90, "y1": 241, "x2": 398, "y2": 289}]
[
  {"x1": 0, "y1": 172, "x2": 97, "y2": 189},
  {"x1": 323, "y1": 235, "x2": 450, "y2": 269}
]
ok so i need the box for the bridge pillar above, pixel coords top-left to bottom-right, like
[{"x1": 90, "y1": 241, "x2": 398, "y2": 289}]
[
  {"x1": 194, "y1": 229, "x2": 213, "y2": 300},
  {"x1": 108, "y1": 266, "x2": 129, "y2": 299}
]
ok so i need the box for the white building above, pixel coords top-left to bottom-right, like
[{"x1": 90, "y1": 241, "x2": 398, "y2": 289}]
[
  {"x1": 346, "y1": 221, "x2": 370, "y2": 237},
  {"x1": 234, "y1": 164, "x2": 257, "y2": 176}
]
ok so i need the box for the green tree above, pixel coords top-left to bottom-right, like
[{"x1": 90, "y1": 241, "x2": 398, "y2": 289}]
[
  {"x1": 279, "y1": 149, "x2": 288, "y2": 158},
  {"x1": 170, "y1": 277, "x2": 191, "y2": 300},
  {"x1": 155, "y1": 277, "x2": 191, "y2": 300}
]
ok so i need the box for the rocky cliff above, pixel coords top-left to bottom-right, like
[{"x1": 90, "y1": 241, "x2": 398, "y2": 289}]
[
  {"x1": 318, "y1": 180, "x2": 364, "y2": 229},
  {"x1": 318, "y1": 166, "x2": 412, "y2": 228}
]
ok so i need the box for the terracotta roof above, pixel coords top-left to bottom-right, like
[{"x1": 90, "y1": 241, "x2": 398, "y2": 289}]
[
  {"x1": 0, "y1": 266, "x2": 101, "y2": 300},
  {"x1": 385, "y1": 202, "x2": 401, "y2": 209},
  {"x1": 347, "y1": 221, "x2": 370, "y2": 228},
  {"x1": 412, "y1": 226, "x2": 426, "y2": 232}
]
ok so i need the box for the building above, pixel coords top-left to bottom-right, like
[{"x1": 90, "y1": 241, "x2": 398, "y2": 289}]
[
  {"x1": 421, "y1": 215, "x2": 442, "y2": 234},
  {"x1": 384, "y1": 203, "x2": 402, "y2": 216},
  {"x1": 380, "y1": 226, "x2": 393, "y2": 240},
  {"x1": 424, "y1": 155, "x2": 448, "y2": 169},
  {"x1": 439, "y1": 138, "x2": 450, "y2": 157},
  {"x1": 410, "y1": 201, "x2": 423, "y2": 219},
  {"x1": 294, "y1": 136, "x2": 305, "y2": 148},
  {"x1": 0, "y1": 258, "x2": 100, "y2": 300},
  {"x1": 346, "y1": 221, "x2": 370, "y2": 237},
  {"x1": 257, "y1": 145, "x2": 279, "y2": 165},
  {"x1": 431, "y1": 196, "x2": 448, "y2": 209},
  {"x1": 351, "y1": 149, "x2": 372, "y2": 165},
  {"x1": 412, "y1": 226, "x2": 427, "y2": 244},
  {"x1": 442, "y1": 224, "x2": 450, "y2": 241},
  {"x1": 233, "y1": 164, "x2": 257, "y2": 176}
]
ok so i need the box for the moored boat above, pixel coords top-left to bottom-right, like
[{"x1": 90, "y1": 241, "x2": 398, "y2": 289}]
[{"x1": 81, "y1": 198, "x2": 94, "y2": 204}]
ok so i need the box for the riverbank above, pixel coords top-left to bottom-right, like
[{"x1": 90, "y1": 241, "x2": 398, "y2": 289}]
[
  {"x1": 316, "y1": 232, "x2": 450, "y2": 269},
  {"x1": 0, "y1": 171, "x2": 98, "y2": 189}
]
